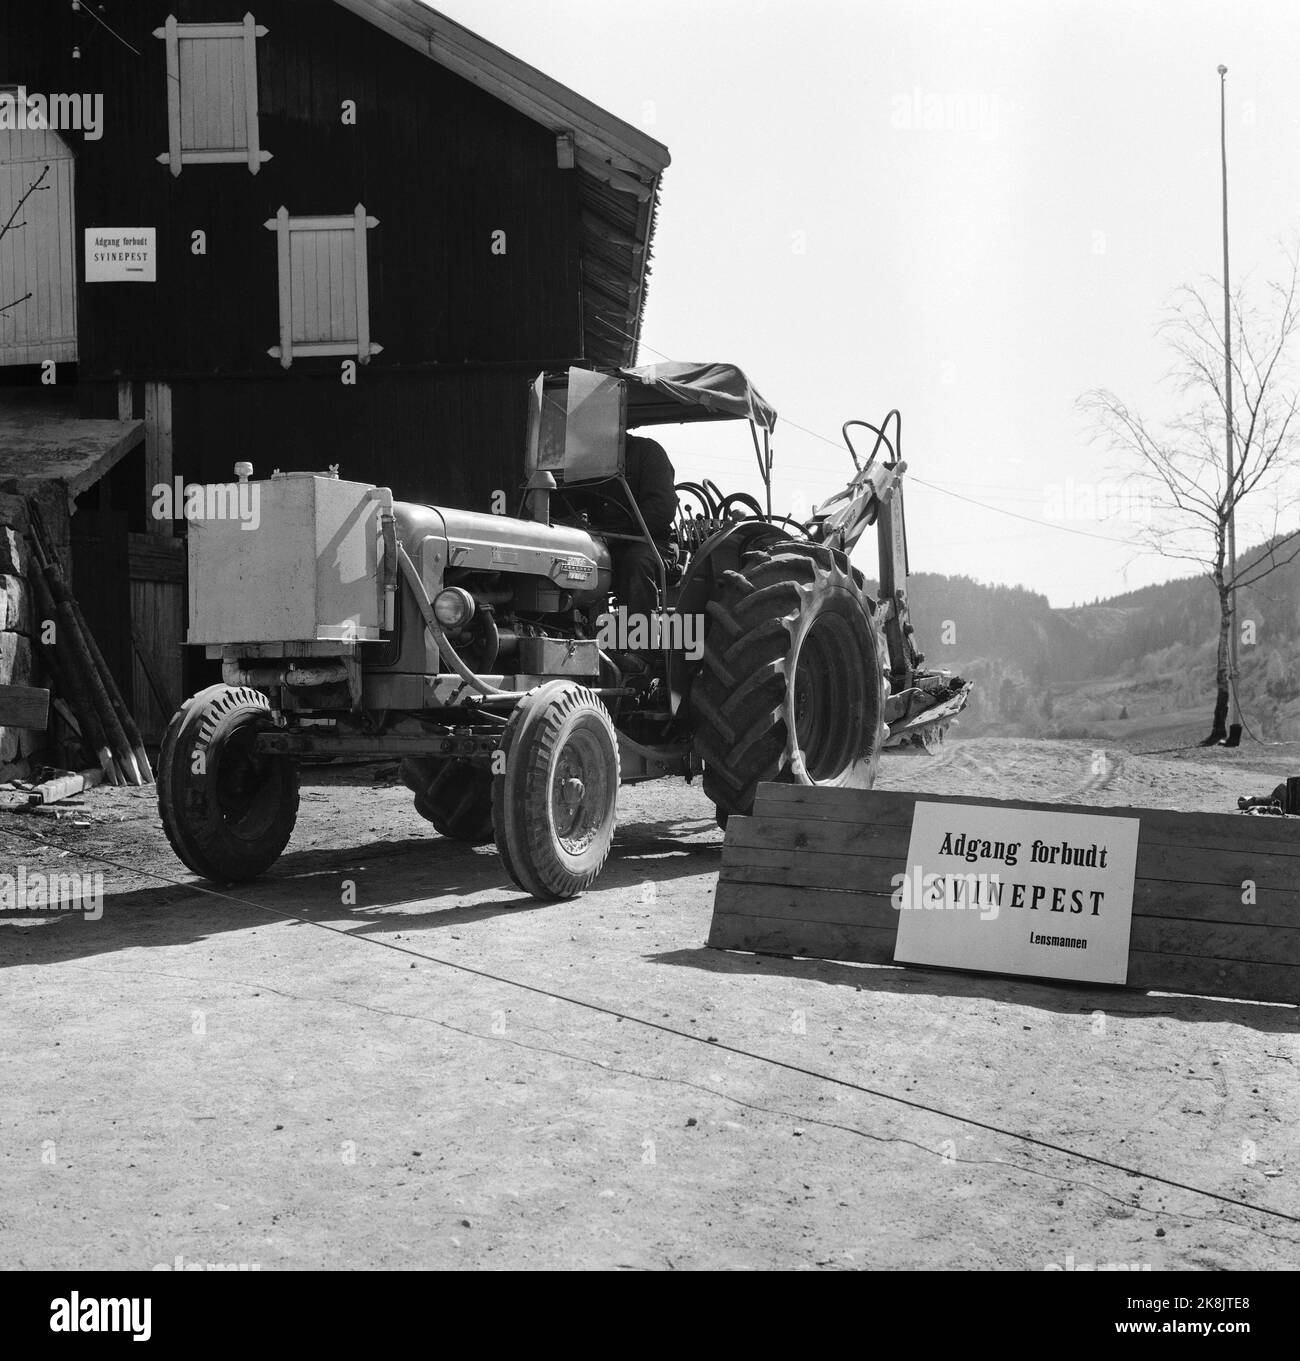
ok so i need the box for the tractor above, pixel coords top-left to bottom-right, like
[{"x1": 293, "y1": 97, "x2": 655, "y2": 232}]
[{"x1": 158, "y1": 362, "x2": 970, "y2": 899}]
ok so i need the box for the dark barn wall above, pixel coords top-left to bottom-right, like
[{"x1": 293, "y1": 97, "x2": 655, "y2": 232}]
[
  {"x1": 28, "y1": 0, "x2": 583, "y2": 375},
  {"x1": 3, "y1": 0, "x2": 585, "y2": 509},
  {"x1": 169, "y1": 367, "x2": 532, "y2": 510}
]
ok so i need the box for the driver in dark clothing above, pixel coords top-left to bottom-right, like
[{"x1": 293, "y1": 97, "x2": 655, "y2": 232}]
[{"x1": 583, "y1": 433, "x2": 677, "y2": 621}]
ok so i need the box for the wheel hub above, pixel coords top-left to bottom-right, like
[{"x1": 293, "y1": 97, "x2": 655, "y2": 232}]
[
  {"x1": 792, "y1": 608, "x2": 868, "y2": 781},
  {"x1": 551, "y1": 733, "x2": 608, "y2": 850}
]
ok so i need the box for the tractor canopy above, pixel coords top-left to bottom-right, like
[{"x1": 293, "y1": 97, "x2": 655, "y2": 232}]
[{"x1": 616, "y1": 362, "x2": 777, "y2": 433}]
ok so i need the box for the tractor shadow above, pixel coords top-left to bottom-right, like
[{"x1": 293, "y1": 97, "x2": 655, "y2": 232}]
[
  {"x1": 646, "y1": 946, "x2": 1300, "y2": 1034},
  {"x1": 2, "y1": 815, "x2": 722, "y2": 969}
]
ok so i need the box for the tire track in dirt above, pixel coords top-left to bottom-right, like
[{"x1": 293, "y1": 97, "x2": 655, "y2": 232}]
[
  {"x1": 883, "y1": 738, "x2": 1133, "y2": 808},
  {"x1": 1058, "y1": 746, "x2": 1126, "y2": 803}
]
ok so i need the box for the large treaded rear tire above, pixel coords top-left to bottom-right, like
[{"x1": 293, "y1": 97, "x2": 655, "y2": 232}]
[
  {"x1": 690, "y1": 541, "x2": 885, "y2": 821},
  {"x1": 400, "y1": 757, "x2": 494, "y2": 844},
  {"x1": 158, "y1": 684, "x2": 299, "y2": 882}
]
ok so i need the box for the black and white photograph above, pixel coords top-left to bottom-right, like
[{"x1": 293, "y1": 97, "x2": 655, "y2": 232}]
[{"x1": 0, "y1": 0, "x2": 1296, "y2": 1312}]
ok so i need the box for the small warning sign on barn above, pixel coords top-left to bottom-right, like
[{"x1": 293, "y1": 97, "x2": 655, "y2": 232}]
[
  {"x1": 892, "y1": 801, "x2": 1140, "y2": 985},
  {"x1": 85, "y1": 228, "x2": 156, "y2": 282}
]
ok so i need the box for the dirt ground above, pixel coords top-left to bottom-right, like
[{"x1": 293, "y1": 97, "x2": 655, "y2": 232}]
[{"x1": 1, "y1": 736, "x2": 1297, "y2": 1271}]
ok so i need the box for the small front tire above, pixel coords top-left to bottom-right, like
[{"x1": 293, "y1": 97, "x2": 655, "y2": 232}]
[
  {"x1": 492, "y1": 682, "x2": 620, "y2": 900},
  {"x1": 158, "y1": 685, "x2": 298, "y2": 882}
]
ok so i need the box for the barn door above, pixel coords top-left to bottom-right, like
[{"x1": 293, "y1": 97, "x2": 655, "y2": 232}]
[
  {"x1": 128, "y1": 534, "x2": 186, "y2": 744},
  {"x1": 0, "y1": 127, "x2": 77, "y2": 366}
]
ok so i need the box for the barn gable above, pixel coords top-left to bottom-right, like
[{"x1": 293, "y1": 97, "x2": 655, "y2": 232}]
[{"x1": 333, "y1": 0, "x2": 669, "y2": 367}]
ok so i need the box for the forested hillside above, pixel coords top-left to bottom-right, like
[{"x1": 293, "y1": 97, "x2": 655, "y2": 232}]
[{"x1": 869, "y1": 536, "x2": 1300, "y2": 741}]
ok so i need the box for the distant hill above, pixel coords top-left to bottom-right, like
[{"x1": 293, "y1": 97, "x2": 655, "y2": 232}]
[{"x1": 868, "y1": 535, "x2": 1300, "y2": 743}]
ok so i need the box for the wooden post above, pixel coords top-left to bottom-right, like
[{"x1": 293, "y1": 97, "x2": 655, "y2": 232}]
[{"x1": 143, "y1": 382, "x2": 173, "y2": 536}]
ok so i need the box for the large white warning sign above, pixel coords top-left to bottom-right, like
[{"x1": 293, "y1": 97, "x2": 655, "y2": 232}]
[
  {"x1": 893, "y1": 801, "x2": 1141, "y2": 985},
  {"x1": 85, "y1": 228, "x2": 156, "y2": 282}
]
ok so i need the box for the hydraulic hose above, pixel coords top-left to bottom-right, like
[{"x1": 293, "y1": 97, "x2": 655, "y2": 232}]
[{"x1": 397, "y1": 542, "x2": 514, "y2": 699}]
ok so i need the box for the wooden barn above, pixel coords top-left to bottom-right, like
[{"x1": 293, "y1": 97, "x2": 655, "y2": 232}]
[{"x1": 0, "y1": 0, "x2": 670, "y2": 751}]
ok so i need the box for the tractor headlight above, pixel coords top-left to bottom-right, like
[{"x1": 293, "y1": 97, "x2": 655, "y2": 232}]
[{"x1": 433, "y1": 587, "x2": 476, "y2": 628}]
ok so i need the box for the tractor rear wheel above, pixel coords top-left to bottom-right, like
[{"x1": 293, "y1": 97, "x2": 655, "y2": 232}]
[
  {"x1": 691, "y1": 541, "x2": 884, "y2": 824},
  {"x1": 158, "y1": 685, "x2": 299, "y2": 882},
  {"x1": 400, "y1": 757, "x2": 494, "y2": 844},
  {"x1": 492, "y1": 682, "x2": 620, "y2": 900}
]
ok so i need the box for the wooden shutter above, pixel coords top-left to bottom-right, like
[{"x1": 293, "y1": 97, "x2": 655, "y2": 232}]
[
  {"x1": 0, "y1": 128, "x2": 77, "y2": 366},
  {"x1": 155, "y1": 13, "x2": 271, "y2": 175},
  {"x1": 264, "y1": 205, "x2": 382, "y2": 368}
]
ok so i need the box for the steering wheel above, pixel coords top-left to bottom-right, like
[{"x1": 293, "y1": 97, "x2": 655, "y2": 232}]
[{"x1": 553, "y1": 486, "x2": 634, "y2": 533}]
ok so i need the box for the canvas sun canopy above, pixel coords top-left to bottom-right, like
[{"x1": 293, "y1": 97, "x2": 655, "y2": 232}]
[{"x1": 616, "y1": 362, "x2": 777, "y2": 433}]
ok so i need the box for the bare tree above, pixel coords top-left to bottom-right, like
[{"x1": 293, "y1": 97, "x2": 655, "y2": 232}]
[
  {"x1": 1081, "y1": 246, "x2": 1300, "y2": 744},
  {"x1": 0, "y1": 163, "x2": 50, "y2": 317}
]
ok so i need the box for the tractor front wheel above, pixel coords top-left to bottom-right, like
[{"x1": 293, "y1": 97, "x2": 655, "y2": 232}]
[
  {"x1": 158, "y1": 685, "x2": 299, "y2": 882},
  {"x1": 492, "y1": 682, "x2": 620, "y2": 900},
  {"x1": 691, "y1": 541, "x2": 885, "y2": 824}
]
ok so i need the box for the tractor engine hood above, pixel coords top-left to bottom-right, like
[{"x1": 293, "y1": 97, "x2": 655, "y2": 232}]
[{"x1": 394, "y1": 501, "x2": 612, "y2": 605}]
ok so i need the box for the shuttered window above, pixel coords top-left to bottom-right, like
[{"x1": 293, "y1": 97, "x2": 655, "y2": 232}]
[
  {"x1": 154, "y1": 13, "x2": 271, "y2": 174},
  {"x1": 264, "y1": 205, "x2": 383, "y2": 368},
  {"x1": 0, "y1": 128, "x2": 78, "y2": 365}
]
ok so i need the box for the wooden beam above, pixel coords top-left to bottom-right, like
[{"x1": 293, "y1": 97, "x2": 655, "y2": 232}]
[
  {"x1": 581, "y1": 264, "x2": 637, "y2": 304},
  {"x1": 580, "y1": 210, "x2": 643, "y2": 253},
  {"x1": 575, "y1": 156, "x2": 653, "y2": 201},
  {"x1": 160, "y1": 15, "x2": 182, "y2": 176},
  {"x1": 143, "y1": 383, "x2": 173, "y2": 535},
  {"x1": 243, "y1": 11, "x2": 266, "y2": 174},
  {"x1": 0, "y1": 684, "x2": 50, "y2": 730},
  {"x1": 353, "y1": 202, "x2": 373, "y2": 363},
  {"x1": 269, "y1": 206, "x2": 293, "y2": 367}
]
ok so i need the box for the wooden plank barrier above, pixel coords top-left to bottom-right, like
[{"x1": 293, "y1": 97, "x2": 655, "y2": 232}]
[{"x1": 709, "y1": 784, "x2": 1300, "y2": 1005}]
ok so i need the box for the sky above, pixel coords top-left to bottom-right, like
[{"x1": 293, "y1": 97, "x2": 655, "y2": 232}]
[{"x1": 434, "y1": 0, "x2": 1300, "y2": 606}]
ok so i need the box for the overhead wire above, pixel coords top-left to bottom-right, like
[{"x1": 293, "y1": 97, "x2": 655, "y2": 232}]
[
  {"x1": 74, "y1": 2, "x2": 143, "y2": 57},
  {"x1": 609, "y1": 320, "x2": 1137, "y2": 546}
]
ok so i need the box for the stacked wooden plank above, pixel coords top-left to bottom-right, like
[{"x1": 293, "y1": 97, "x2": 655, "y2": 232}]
[{"x1": 710, "y1": 783, "x2": 1300, "y2": 1005}]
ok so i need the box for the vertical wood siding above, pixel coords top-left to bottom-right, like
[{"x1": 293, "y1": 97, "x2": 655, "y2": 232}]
[
  {"x1": 0, "y1": 129, "x2": 78, "y2": 365},
  {"x1": 4, "y1": 0, "x2": 585, "y2": 515},
  {"x1": 2, "y1": 0, "x2": 583, "y2": 378}
]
